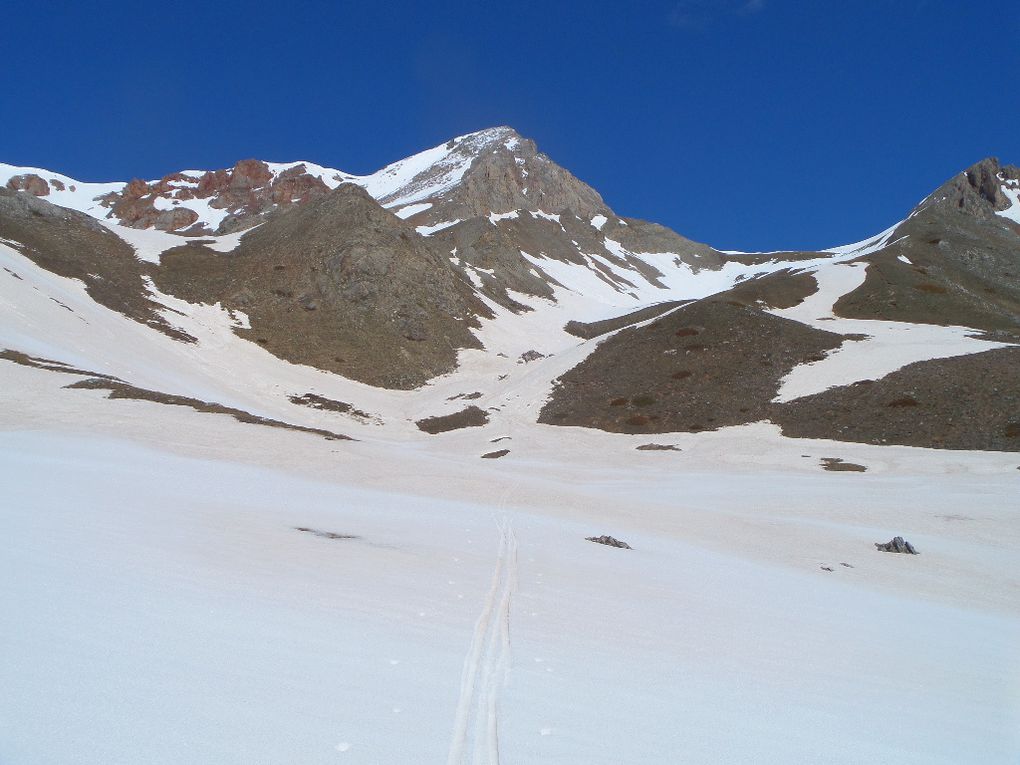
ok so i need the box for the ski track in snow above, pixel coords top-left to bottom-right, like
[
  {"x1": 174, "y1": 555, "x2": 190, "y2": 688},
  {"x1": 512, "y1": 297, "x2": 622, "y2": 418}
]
[{"x1": 447, "y1": 518, "x2": 518, "y2": 765}]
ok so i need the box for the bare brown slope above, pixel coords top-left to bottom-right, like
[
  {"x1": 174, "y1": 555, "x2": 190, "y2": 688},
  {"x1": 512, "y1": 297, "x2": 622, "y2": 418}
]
[
  {"x1": 540, "y1": 299, "x2": 846, "y2": 434},
  {"x1": 153, "y1": 184, "x2": 486, "y2": 389},
  {"x1": 0, "y1": 188, "x2": 193, "y2": 341},
  {"x1": 772, "y1": 347, "x2": 1020, "y2": 452}
]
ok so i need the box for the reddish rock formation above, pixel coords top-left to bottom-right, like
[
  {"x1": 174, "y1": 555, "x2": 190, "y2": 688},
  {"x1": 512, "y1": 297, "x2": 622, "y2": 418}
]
[
  {"x1": 6, "y1": 174, "x2": 51, "y2": 196},
  {"x1": 96, "y1": 160, "x2": 337, "y2": 234}
]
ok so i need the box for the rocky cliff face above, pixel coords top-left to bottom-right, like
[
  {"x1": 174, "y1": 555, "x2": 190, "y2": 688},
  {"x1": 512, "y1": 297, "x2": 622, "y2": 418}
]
[
  {"x1": 917, "y1": 157, "x2": 1020, "y2": 220},
  {"x1": 96, "y1": 160, "x2": 342, "y2": 234},
  {"x1": 392, "y1": 127, "x2": 611, "y2": 222}
]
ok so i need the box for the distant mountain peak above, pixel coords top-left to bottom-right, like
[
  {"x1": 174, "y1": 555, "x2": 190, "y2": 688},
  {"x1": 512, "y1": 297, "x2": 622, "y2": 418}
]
[{"x1": 916, "y1": 156, "x2": 1020, "y2": 222}]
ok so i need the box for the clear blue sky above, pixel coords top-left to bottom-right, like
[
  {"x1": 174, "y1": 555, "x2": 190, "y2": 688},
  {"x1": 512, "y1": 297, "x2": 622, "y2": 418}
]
[{"x1": 3, "y1": 1, "x2": 1017, "y2": 251}]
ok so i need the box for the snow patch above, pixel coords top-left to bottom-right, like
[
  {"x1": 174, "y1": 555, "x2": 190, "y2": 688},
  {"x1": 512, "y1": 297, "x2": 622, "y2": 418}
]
[
  {"x1": 394, "y1": 202, "x2": 432, "y2": 219},
  {"x1": 996, "y1": 186, "x2": 1020, "y2": 225}
]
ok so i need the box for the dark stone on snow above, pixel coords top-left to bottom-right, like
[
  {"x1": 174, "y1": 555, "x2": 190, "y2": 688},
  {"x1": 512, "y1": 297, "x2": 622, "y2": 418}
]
[
  {"x1": 586, "y1": 535, "x2": 632, "y2": 549},
  {"x1": 875, "y1": 536, "x2": 919, "y2": 554}
]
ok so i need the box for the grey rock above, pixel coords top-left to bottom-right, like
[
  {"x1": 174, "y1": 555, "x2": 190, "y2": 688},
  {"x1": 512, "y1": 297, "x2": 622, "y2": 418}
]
[
  {"x1": 586, "y1": 535, "x2": 632, "y2": 549},
  {"x1": 875, "y1": 536, "x2": 919, "y2": 554}
]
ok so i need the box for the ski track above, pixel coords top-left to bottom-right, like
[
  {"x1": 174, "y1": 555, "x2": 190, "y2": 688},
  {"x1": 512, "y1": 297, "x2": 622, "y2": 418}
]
[{"x1": 447, "y1": 518, "x2": 518, "y2": 765}]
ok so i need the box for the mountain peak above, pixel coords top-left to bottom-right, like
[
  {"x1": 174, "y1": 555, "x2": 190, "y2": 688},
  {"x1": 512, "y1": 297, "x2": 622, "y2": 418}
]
[
  {"x1": 384, "y1": 126, "x2": 608, "y2": 222},
  {"x1": 916, "y1": 157, "x2": 1020, "y2": 221}
]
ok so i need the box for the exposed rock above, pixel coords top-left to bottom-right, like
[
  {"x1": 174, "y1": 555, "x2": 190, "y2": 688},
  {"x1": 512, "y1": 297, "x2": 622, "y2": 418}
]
[
  {"x1": 406, "y1": 127, "x2": 610, "y2": 222},
  {"x1": 97, "y1": 159, "x2": 338, "y2": 234},
  {"x1": 287, "y1": 393, "x2": 376, "y2": 422},
  {"x1": 820, "y1": 458, "x2": 867, "y2": 472},
  {"x1": 636, "y1": 443, "x2": 681, "y2": 451},
  {"x1": 875, "y1": 536, "x2": 919, "y2": 554},
  {"x1": 586, "y1": 535, "x2": 632, "y2": 549},
  {"x1": 448, "y1": 391, "x2": 483, "y2": 400},
  {"x1": 5, "y1": 173, "x2": 50, "y2": 196},
  {"x1": 481, "y1": 449, "x2": 510, "y2": 459},
  {"x1": 519, "y1": 349, "x2": 545, "y2": 363},
  {"x1": 917, "y1": 158, "x2": 1020, "y2": 220},
  {"x1": 416, "y1": 406, "x2": 489, "y2": 434},
  {"x1": 294, "y1": 527, "x2": 359, "y2": 540},
  {"x1": 65, "y1": 378, "x2": 351, "y2": 440}
]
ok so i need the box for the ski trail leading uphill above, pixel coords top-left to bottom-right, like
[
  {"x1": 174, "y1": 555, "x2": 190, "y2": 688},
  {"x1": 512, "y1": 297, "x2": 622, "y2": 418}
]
[{"x1": 447, "y1": 520, "x2": 518, "y2": 765}]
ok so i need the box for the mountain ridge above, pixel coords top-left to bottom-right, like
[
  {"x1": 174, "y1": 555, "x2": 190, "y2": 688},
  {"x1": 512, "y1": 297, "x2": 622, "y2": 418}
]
[{"x1": 1, "y1": 130, "x2": 1018, "y2": 449}]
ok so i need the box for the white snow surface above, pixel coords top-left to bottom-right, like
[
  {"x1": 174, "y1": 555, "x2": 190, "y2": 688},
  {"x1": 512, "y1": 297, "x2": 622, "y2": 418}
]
[
  {"x1": 394, "y1": 202, "x2": 433, "y2": 219},
  {"x1": 417, "y1": 219, "x2": 462, "y2": 236},
  {"x1": 1, "y1": 362, "x2": 1017, "y2": 764}
]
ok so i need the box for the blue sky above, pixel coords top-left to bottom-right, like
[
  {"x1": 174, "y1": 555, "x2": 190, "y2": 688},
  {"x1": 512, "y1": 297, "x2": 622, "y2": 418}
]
[{"x1": 3, "y1": 1, "x2": 1017, "y2": 251}]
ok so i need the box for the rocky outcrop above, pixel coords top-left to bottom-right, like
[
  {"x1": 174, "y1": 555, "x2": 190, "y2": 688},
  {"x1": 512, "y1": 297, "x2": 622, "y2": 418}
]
[
  {"x1": 385, "y1": 127, "x2": 610, "y2": 222},
  {"x1": 875, "y1": 536, "x2": 918, "y2": 554},
  {"x1": 918, "y1": 158, "x2": 1020, "y2": 220},
  {"x1": 5, "y1": 173, "x2": 50, "y2": 196},
  {"x1": 97, "y1": 159, "x2": 339, "y2": 234},
  {"x1": 586, "y1": 535, "x2": 632, "y2": 549},
  {"x1": 416, "y1": 406, "x2": 490, "y2": 434}
]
